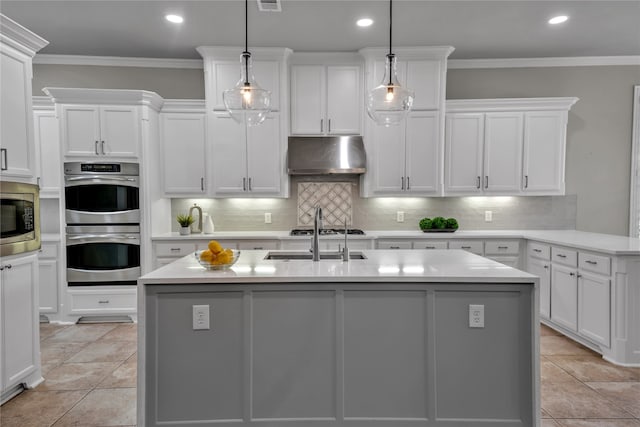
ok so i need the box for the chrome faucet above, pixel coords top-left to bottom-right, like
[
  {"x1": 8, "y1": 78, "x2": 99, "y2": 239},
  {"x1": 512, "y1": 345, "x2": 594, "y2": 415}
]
[
  {"x1": 311, "y1": 206, "x2": 323, "y2": 261},
  {"x1": 188, "y1": 203, "x2": 203, "y2": 234},
  {"x1": 341, "y1": 217, "x2": 349, "y2": 262}
]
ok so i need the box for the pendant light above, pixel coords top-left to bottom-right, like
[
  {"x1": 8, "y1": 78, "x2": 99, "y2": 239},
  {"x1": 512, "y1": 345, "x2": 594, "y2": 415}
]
[
  {"x1": 366, "y1": 0, "x2": 414, "y2": 127},
  {"x1": 223, "y1": 0, "x2": 271, "y2": 126}
]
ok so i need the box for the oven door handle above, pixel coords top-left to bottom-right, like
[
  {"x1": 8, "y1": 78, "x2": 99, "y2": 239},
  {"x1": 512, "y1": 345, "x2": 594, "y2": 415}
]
[
  {"x1": 66, "y1": 176, "x2": 137, "y2": 182},
  {"x1": 64, "y1": 176, "x2": 139, "y2": 187},
  {"x1": 66, "y1": 235, "x2": 140, "y2": 245}
]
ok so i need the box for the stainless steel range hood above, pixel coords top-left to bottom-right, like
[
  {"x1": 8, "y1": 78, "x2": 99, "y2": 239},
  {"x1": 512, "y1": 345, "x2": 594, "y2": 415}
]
[{"x1": 287, "y1": 136, "x2": 366, "y2": 175}]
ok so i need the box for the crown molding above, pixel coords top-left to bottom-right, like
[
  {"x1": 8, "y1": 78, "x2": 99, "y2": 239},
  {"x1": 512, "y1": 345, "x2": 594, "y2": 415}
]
[
  {"x1": 32, "y1": 95, "x2": 55, "y2": 110},
  {"x1": 0, "y1": 14, "x2": 49, "y2": 56},
  {"x1": 359, "y1": 46, "x2": 455, "y2": 61},
  {"x1": 33, "y1": 54, "x2": 204, "y2": 69},
  {"x1": 160, "y1": 99, "x2": 206, "y2": 113},
  {"x1": 446, "y1": 97, "x2": 579, "y2": 113},
  {"x1": 42, "y1": 87, "x2": 164, "y2": 111},
  {"x1": 196, "y1": 46, "x2": 293, "y2": 61},
  {"x1": 448, "y1": 56, "x2": 640, "y2": 69}
]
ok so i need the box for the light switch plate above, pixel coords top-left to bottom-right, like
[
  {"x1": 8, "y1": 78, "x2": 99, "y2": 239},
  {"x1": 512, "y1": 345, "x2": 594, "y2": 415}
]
[
  {"x1": 192, "y1": 305, "x2": 210, "y2": 330},
  {"x1": 397, "y1": 211, "x2": 405, "y2": 222},
  {"x1": 264, "y1": 212, "x2": 272, "y2": 224},
  {"x1": 484, "y1": 211, "x2": 493, "y2": 222}
]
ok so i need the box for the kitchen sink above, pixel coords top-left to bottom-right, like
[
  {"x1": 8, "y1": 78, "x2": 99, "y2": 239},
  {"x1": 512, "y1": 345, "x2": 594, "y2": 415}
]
[{"x1": 264, "y1": 251, "x2": 367, "y2": 261}]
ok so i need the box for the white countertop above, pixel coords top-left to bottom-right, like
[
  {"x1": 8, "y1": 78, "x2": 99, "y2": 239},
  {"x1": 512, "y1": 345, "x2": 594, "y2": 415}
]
[
  {"x1": 152, "y1": 229, "x2": 640, "y2": 255},
  {"x1": 138, "y1": 249, "x2": 538, "y2": 285}
]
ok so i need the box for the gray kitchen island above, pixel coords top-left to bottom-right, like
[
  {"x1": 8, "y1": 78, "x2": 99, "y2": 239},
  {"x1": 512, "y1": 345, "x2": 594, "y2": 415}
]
[{"x1": 137, "y1": 249, "x2": 540, "y2": 427}]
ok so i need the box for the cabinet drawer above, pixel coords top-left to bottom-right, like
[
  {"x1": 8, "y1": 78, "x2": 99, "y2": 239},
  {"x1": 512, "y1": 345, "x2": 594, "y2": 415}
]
[
  {"x1": 68, "y1": 289, "x2": 137, "y2": 314},
  {"x1": 579, "y1": 252, "x2": 611, "y2": 276},
  {"x1": 449, "y1": 240, "x2": 483, "y2": 255},
  {"x1": 529, "y1": 242, "x2": 550, "y2": 260},
  {"x1": 485, "y1": 240, "x2": 520, "y2": 255},
  {"x1": 413, "y1": 240, "x2": 448, "y2": 250},
  {"x1": 39, "y1": 243, "x2": 58, "y2": 259},
  {"x1": 377, "y1": 241, "x2": 412, "y2": 250},
  {"x1": 155, "y1": 242, "x2": 195, "y2": 257},
  {"x1": 237, "y1": 241, "x2": 279, "y2": 250},
  {"x1": 552, "y1": 246, "x2": 578, "y2": 267}
]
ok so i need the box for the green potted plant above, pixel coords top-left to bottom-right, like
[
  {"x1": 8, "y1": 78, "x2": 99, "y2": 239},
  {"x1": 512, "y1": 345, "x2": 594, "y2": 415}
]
[
  {"x1": 419, "y1": 216, "x2": 459, "y2": 232},
  {"x1": 177, "y1": 214, "x2": 195, "y2": 235}
]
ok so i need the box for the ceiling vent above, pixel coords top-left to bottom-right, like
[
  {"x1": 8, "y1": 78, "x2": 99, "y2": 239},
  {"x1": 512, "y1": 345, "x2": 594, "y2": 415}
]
[{"x1": 257, "y1": 0, "x2": 281, "y2": 12}]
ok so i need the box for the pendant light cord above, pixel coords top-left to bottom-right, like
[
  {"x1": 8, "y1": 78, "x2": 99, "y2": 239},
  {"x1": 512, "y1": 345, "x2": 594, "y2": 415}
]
[
  {"x1": 388, "y1": 0, "x2": 393, "y2": 86},
  {"x1": 244, "y1": 0, "x2": 250, "y2": 85}
]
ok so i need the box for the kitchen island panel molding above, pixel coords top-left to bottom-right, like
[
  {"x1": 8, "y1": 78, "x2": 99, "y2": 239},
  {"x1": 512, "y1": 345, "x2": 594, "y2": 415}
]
[{"x1": 140, "y1": 277, "x2": 538, "y2": 426}]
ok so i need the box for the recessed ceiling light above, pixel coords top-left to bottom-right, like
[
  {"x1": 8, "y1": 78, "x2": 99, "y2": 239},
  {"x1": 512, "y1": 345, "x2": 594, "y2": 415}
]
[
  {"x1": 165, "y1": 14, "x2": 184, "y2": 24},
  {"x1": 357, "y1": 18, "x2": 374, "y2": 27},
  {"x1": 548, "y1": 15, "x2": 569, "y2": 25}
]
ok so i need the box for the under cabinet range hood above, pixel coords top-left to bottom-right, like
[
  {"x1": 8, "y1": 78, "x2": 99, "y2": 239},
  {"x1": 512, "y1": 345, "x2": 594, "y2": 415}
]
[{"x1": 287, "y1": 136, "x2": 366, "y2": 175}]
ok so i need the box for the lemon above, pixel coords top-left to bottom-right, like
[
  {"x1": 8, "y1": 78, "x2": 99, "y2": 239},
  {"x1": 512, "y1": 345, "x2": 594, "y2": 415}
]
[{"x1": 208, "y1": 240, "x2": 223, "y2": 254}]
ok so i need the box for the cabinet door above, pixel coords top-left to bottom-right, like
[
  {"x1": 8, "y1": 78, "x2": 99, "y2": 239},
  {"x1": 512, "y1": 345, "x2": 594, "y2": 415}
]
[
  {"x1": 99, "y1": 106, "x2": 139, "y2": 158},
  {"x1": 290, "y1": 65, "x2": 325, "y2": 135},
  {"x1": 160, "y1": 113, "x2": 207, "y2": 195},
  {"x1": 0, "y1": 44, "x2": 36, "y2": 181},
  {"x1": 326, "y1": 66, "x2": 360, "y2": 135},
  {"x1": 38, "y1": 258, "x2": 58, "y2": 313},
  {"x1": 578, "y1": 272, "x2": 610, "y2": 347},
  {"x1": 246, "y1": 114, "x2": 281, "y2": 195},
  {"x1": 60, "y1": 105, "x2": 100, "y2": 157},
  {"x1": 253, "y1": 60, "x2": 281, "y2": 112},
  {"x1": 551, "y1": 264, "x2": 578, "y2": 332},
  {"x1": 523, "y1": 111, "x2": 566, "y2": 194},
  {"x1": 528, "y1": 257, "x2": 551, "y2": 319},
  {"x1": 211, "y1": 113, "x2": 247, "y2": 195},
  {"x1": 33, "y1": 110, "x2": 61, "y2": 196},
  {"x1": 444, "y1": 113, "x2": 484, "y2": 194},
  {"x1": 370, "y1": 121, "x2": 405, "y2": 194},
  {"x1": 483, "y1": 112, "x2": 523, "y2": 193},
  {"x1": 405, "y1": 60, "x2": 441, "y2": 110},
  {"x1": 405, "y1": 111, "x2": 440, "y2": 194},
  {"x1": 1, "y1": 254, "x2": 39, "y2": 390}
]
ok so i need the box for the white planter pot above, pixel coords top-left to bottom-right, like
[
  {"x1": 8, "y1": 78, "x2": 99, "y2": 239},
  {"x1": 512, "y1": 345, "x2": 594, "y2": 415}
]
[{"x1": 179, "y1": 227, "x2": 191, "y2": 236}]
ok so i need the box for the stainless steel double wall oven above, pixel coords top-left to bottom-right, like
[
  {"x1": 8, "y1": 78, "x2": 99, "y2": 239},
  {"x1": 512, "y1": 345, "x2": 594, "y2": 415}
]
[{"x1": 64, "y1": 162, "x2": 140, "y2": 286}]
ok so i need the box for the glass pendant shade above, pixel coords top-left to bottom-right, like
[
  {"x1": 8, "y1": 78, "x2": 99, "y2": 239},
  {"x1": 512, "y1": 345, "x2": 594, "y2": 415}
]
[
  {"x1": 223, "y1": 52, "x2": 271, "y2": 126},
  {"x1": 366, "y1": 54, "x2": 414, "y2": 127}
]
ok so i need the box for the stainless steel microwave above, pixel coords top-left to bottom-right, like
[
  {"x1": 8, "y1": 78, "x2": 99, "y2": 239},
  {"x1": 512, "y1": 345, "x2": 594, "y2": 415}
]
[{"x1": 0, "y1": 181, "x2": 40, "y2": 256}]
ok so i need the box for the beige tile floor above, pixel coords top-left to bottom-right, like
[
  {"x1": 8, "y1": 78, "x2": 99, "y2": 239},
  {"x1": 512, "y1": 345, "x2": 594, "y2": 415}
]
[{"x1": 0, "y1": 322, "x2": 639, "y2": 426}]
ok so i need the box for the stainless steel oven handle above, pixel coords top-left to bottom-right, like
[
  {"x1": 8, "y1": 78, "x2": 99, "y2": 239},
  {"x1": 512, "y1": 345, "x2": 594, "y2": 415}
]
[
  {"x1": 66, "y1": 235, "x2": 140, "y2": 245},
  {"x1": 67, "y1": 234, "x2": 138, "y2": 240},
  {"x1": 66, "y1": 176, "x2": 137, "y2": 182}
]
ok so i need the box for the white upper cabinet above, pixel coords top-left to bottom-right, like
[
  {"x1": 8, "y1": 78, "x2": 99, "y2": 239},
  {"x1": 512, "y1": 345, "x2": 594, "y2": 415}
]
[
  {"x1": 523, "y1": 110, "x2": 568, "y2": 194},
  {"x1": 198, "y1": 47, "x2": 291, "y2": 198},
  {"x1": 360, "y1": 47, "x2": 454, "y2": 197},
  {"x1": 444, "y1": 98, "x2": 578, "y2": 196},
  {"x1": 160, "y1": 103, "x2": 207, "y2": 196},
  {"x1": 290, "y1": 63, "x2": 361, "y2": 135},
  {"x1": 0, "y1": 15, "x2": 48, "y2": 184},
  {"x1": 32, "y1": 97, "x2": 61, "y2": 197},
  {"x1": 43, "y1": 88, "x2": 164, "y2": 161}
]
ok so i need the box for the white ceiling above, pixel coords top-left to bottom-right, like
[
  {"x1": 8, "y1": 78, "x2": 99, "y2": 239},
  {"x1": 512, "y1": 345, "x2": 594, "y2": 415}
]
[{"x1": 2, "y1": 0, "x2": 639, "y2": 60}]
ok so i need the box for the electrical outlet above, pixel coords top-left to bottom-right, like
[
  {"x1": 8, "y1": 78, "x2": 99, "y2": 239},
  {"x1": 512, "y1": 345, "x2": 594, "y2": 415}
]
[
  {"x1": 397, "y1": 211, "x2": 405, "y2": 222},
  {"x1": 469, "y1": 304, "x2": 485, "y2": 328},
  {"x1": 484, "y1": 210, "x2": 493, "y2": 222},
  {"x1": 264, "y1": 212, "x2": 272, "y2": 224},
  {"x1": 192, "y1": 305, "x2": 210, "y2": 330}
]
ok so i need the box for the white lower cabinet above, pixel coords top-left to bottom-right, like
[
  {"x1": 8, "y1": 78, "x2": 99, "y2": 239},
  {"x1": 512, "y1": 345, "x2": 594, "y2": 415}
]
[
  {"x1": 527, "y1": 257, "x2": 551, "y2": 318},
  {"x1": 413, "y1": 240, "x2": 448, "y2": 250},
  {"x1": 376, "y1": 240, "x2": 412, "y2": 250},
  {"x1": 66, "y1": 287, "x2": 137, "y2": 322},
  {"x1": 448, "y1": 240, "x2": 484, "y2": 256},
  {"x1": 550, "y1": 264, "x2": 579, "y2": 332},
  {"x1": 1, "y1": 253, "x2": 41, "y2": 402},
  {"x1": 38, "y1": 242, "x2": 60, "y2": 316},
  {"x1": 578, "y1": 272, "x2": 611, "y2": 347}
]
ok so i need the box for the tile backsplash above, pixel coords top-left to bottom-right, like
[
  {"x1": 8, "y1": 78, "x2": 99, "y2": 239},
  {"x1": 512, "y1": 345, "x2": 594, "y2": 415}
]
[
  {"x1": 297, "y1": 182, "x2": 352, "y2": 227},
  {"x1": 170, "y1": 176, "x2": 577, "y2": 232}
]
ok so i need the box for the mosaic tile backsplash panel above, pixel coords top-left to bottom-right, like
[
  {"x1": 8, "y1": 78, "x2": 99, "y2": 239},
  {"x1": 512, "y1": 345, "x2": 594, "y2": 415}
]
[{"x1": 297, "y1": 182, "x2": 352, "y2": 227}]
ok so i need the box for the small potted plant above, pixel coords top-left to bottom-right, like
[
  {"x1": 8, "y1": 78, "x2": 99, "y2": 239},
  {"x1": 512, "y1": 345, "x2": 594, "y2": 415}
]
[{"x1": 176, "y1": 214, "x2": 195, "y2": 235}]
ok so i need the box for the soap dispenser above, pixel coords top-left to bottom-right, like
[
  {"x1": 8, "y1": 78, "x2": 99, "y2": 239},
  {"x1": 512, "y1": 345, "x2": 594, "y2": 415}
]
[{"x1": 203, "y1": 213, "x2": 215, "y2": 234}]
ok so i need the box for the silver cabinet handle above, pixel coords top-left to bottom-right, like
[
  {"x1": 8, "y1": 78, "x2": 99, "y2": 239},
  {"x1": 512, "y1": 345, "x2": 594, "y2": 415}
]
[
  {"x1": 200, "y1": 177, "x2": 204, "y2": 191},
  {"x1": 585, "y1": 260, "x2": 598, "y2": 265},
  {"x1": 243, "y1": 177, "x2": 247, "y2": 191},
  {"x1": 390, "y1": 246, "x2": 400, "y2": 249},
  {"x1": 0, "y1": 148, "x2": 7, "y2": 170},
  {"x1": 484, "y1": 176, "x2": 489, "y2": 189},
  {"x1": 556, "y1": 254, "x2": 567, "y2": 258},
  {"x1": 170, "y1": 248, "x2": 181, "y2": 252},
  {"x1": 406, "y1": 176, "x2": 410, "y2": 190},
  {"x1": 253, "y1": 247, "x2": 263, "y2": 250},
  {"x1": 98, "y1": 300, "x2": 110, "y2": 304},
  {"x1": 328, "y1": 119, "x2": 331, "y2": 133},
  {"x1": 569, "y1": 272, "x2": 575, "y2": 276},
  {"x1": 95, "y1": 141, "x2": 99, "y2": 155},
  {"x1": 461, "y1": 246, "x2": 471, "y2": 249},
  {"x1": 401, "y1": 177, "x2": 405, "y2": 190},
  {"x1": 525, "y1": 175, "x2": 529, "y2": 189},
  {"x1": 320, "y1": 119, "x2": 324, "y2": 133},
  {"x1": 577, "y1": 274, "x2": 582, "y2": 278},
  {"x1": 476, "y1": 176, "x2": 481, "y2": 189},
  {"x1": 425, "y1": 246, "x2": 436, "y2": 249},
  {"x1": 498, "y1": 246, "x2": 508, "y2": 249},
  {"x1": 543, "y1": 265, "x2": 549, "y2": 269},
  {"x1": 248, "y1": 177, "x2": 252, "y2": 191},
  {"x1": 533, "y1": 248, "x2": 542, "y2": 253},
  {"x1": 101, "y1": 140, "x2": 105, "y2": 155}
]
